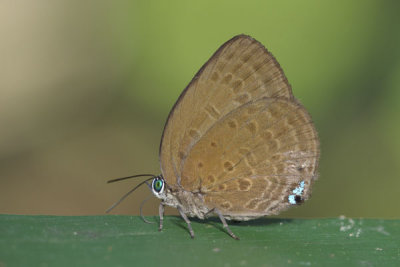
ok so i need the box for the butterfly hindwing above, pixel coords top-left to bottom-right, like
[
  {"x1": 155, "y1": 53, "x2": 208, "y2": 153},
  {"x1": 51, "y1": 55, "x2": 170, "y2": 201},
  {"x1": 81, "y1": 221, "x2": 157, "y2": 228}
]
[{"x1": 180, "y1": 97, "x2": 319, "y2": 218}]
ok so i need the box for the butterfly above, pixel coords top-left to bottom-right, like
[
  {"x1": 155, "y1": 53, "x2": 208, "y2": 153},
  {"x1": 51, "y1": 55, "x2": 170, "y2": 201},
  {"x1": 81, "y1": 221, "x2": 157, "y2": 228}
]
[{"x1": 108, "y1": 34, "x2": 320, "y2": 240}]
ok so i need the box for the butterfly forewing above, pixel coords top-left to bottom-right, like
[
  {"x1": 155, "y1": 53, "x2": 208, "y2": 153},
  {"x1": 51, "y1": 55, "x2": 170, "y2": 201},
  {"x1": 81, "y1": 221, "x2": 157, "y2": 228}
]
[{"x1": 160, "y1": 35, "x2": 296, "y2": 189}]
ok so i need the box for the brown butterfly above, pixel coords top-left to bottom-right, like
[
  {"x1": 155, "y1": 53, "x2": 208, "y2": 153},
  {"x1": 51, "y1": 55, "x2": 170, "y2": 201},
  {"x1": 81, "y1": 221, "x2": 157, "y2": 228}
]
[{"x1": 108, "y1": 34, "x2": 320, "y2": 240}]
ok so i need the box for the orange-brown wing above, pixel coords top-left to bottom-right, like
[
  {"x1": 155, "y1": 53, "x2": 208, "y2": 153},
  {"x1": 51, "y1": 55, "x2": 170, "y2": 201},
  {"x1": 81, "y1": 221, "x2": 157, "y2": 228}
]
[
  {"x1": 160, "y1": 35, "x2": 294, "y2": 189},
  {"x1": 182, "y1": 98, "x2": 319, "y2": 218}
]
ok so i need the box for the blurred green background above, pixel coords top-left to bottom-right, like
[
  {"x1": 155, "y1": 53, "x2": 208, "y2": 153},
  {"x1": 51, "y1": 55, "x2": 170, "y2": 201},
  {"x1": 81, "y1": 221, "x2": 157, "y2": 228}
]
[{"x1": 1, "y1": 0, "x2": 399, "y2": 219}]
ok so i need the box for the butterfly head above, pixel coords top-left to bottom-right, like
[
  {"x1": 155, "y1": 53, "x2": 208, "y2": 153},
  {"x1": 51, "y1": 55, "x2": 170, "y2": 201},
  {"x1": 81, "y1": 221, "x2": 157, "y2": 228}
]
[
  {"x1": 151, "y1": 175, "x2": 167, "y2": 200},
  {"x1": 150, "y1": 175, "x2": 182, "y2": 209}
]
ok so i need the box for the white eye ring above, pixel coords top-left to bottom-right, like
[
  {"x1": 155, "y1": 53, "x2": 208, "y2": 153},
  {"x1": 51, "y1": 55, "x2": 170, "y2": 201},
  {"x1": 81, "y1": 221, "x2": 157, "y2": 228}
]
[{"x1": 151, "y1": 177, "x2": 165, "y2": 195}]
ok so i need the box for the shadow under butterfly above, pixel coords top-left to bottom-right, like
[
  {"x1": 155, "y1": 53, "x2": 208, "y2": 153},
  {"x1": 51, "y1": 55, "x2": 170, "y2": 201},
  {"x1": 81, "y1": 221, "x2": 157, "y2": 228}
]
[{"x1": 107, "y1": 34, "x2": 320, "y2": 240}]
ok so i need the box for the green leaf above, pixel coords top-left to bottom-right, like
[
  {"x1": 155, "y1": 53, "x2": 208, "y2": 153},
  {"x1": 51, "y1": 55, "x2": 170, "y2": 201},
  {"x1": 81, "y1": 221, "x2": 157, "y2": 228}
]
[{"x1": 1, "y1": 215, "x2": 399, "y2": 266}]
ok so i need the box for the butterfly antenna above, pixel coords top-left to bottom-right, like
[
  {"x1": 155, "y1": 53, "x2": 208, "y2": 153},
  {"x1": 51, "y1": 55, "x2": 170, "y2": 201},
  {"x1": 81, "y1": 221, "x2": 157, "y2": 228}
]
[
  {"x1": 106, "y1": 177, "x2": 154, "y2": 213},
  {"x1": 145, "y1": 180, "x2": 152, "y2": 190},
  {"x1": 107, "y1": 174, "x2": 156, "y2": 183},
  {"x1": 140, "y1": 194, "x2": 156, "y2": 224}
]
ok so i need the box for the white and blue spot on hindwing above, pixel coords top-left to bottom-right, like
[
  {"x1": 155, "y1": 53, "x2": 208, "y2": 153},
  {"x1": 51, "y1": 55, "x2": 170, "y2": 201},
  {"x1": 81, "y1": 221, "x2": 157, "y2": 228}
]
[{"x1": 288, "y1": 181, "x2": 305, "y2": 205}]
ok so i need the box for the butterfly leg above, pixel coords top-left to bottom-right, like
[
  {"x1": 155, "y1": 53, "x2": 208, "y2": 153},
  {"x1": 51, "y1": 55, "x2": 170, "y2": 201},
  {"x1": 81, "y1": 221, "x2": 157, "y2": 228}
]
[
  {"x1": 158, "y1": 202, "x2": 165, "y2": 231},
  {"x1": 215, "y1": 208, "x2": 240, "y2": 240},
  {"x1": 177, "y1": 206, "x2": 195, "y2": 239}
]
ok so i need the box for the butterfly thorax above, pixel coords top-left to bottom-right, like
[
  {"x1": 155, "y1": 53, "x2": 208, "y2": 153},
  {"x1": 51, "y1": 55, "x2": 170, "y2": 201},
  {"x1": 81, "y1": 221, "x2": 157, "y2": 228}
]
[{"x1": 156, "y1": 186, "x2": 211, "y2": 219}]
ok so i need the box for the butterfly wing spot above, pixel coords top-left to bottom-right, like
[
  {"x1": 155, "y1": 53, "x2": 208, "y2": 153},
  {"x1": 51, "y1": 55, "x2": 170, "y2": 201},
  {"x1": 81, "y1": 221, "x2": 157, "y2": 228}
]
[
  {"x1": 231, "y1": 79, "x2": 244, "y2": 94},
  {"x1": 268, "y1": 139, "x2": 279, "y2": 151},
  {"x1": 295, "y1": 195, "x2": 303, "y2": 203},
  {"x1": 275, "y1": 163, "x2": 286, "y2": 174},
  {"x1": 244, "y1": 169, "x2": 255, "y2": 176},
  {"x1": 218, "y1": 184, "x2": 227, "y2": 191},
  {"x1": 277, "y1": 122, "x2": 291, "y2": 137},
  {"x1": 223, "y1": 161, "x2": 234, "y2": 172},
  {"x1": 234, "y1": 93, "x2": 250, "y2": 104},
  {"x1": 245, "y1": 121, "x2": 258, "y2": 136},
  {"x1": 228, "y1": 120, "x2": 237, "y2": 129},
  {"x1": 240, "y1": 52, "x2": 252, "y2": 63},
  {"x1": 216, "y1": 60, "x2": 228, "y2": 72},
  {"x1": 238, "y1": 179, "x2": 252, "y2": 191},
  {"x1": 288, "y1": 181, "x2": 306, "y2": 205},
  {"x1": 210, "y1": 141, "x2": 218, "y2": 148},
  {"x1": 232, "y1": 63, "x2": 243, "y2": 73},
  {"x1": 178, "y1": 151, "x2": 185, "y2": 160},
  {"x1": 189, "y1": 129, "x2": 200, "y2": 139},
  {"x1": 220, "y1": 201, "x2": 232, "y2": 210},
  {"x1": 197, "y1": 162, "x2": 204, "y2": 168},
  {"x1": 288, "y1": 195, "x2": 296, "y2": 204},
  {"x1": 207, "y1": 175, "x2": 215, "y2": 183},
  {"x1": 223, "y1": 73, "x2": 233, "y2": 84},
  {"x1": 261, "y1": 130, "x2": 273, "y2": 141},
  {"x1": 288, "y1": 194, "x2": 304, "y2": 205},
  {"x1": 269, "y1": 105, "x2": 282, "y2": 119},
  {"x1": 210, "y1": 72, "x2": 219, "y2": 82}
]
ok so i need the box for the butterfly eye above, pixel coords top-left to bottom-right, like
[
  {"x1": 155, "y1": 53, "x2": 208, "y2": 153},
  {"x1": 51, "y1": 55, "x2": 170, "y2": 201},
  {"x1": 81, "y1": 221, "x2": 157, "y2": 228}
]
[{"x1": 152, "y1": 178, "x2": 164, "y2": 194}]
